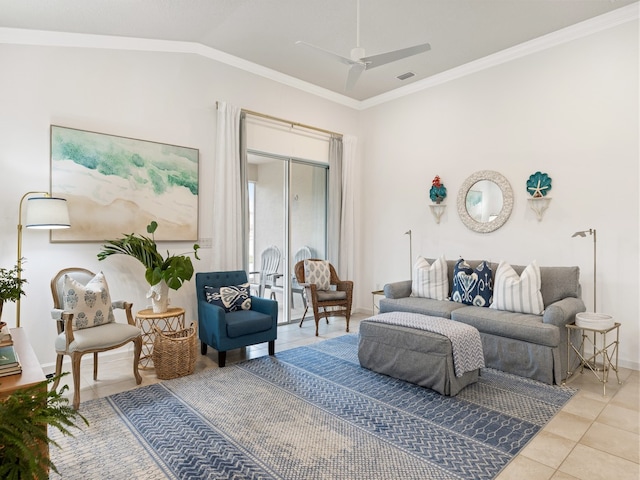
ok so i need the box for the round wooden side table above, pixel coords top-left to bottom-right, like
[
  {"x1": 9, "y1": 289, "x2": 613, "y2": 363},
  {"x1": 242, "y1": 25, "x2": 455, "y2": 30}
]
[{"x1": 135, "y1": 307, "x2": 186, "y2": 369}]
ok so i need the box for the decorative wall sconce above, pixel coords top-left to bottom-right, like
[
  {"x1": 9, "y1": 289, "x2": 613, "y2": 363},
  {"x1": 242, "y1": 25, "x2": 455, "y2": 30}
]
[
  {"x1": 429, "y1": 175, "x2": 447, "y2": 223},
  {"x1": 429, "y1": 204, "x2": 446, "y2": 224},
  {"x1": 526, "y1": 171, "x2": 552, "y2": 221}
]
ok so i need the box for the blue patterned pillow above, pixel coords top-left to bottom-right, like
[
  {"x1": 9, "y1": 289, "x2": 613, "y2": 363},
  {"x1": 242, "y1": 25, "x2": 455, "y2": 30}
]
[
  {"x1": 451, "y1": 259, "x2": 493, "y2": 307},
  {"x1": 204, "y1": 283, "x2": 252, "y2": 312}
]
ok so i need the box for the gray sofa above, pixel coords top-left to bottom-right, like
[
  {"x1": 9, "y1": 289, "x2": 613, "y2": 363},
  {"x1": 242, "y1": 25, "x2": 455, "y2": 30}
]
[{"x1": 380, "y1": 259, "x2": 586, "y2": 384}]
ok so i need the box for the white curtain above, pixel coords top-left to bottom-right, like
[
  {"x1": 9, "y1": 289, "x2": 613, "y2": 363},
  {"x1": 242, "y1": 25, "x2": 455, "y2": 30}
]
[
  {"x1": 327, "y1": 136, "x2": 343, "y2": 268},
  {"x1": 339, "y1": 135, "x2": 357, "y2": 280},
  {"x1": 213, "y1": 102, "x2": 243, "y2": 270}
]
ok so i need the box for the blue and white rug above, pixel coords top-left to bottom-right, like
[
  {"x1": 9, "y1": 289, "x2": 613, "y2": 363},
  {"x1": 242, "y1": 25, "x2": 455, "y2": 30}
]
[{"x1": 50, "y1": 335, "x2": 575, "y2": 479}]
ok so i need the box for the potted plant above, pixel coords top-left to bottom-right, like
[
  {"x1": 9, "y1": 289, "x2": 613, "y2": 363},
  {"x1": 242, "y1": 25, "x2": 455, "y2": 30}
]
[
  {"x1": 0, "y1": 375, "x2": 87, "y2": 479},
  {"x1": 97, "y1": 221, "x2": 200, "y2": 312},
  {"x1": 0, "y1": 263, "x2": 27, "y2": 322}
]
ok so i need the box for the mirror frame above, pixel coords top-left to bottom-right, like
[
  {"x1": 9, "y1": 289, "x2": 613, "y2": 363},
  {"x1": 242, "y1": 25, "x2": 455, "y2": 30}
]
[{"x1": 456, "y1": 170, "x2": 513, "y2": 233}]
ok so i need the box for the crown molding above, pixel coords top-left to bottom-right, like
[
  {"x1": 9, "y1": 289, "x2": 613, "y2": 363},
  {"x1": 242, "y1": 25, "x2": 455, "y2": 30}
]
[{"x1": 0, "y1": 2, "x2": 637, "y2": 112}]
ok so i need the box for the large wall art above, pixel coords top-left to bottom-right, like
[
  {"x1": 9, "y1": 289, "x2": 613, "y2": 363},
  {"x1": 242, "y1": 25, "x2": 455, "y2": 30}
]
[{"x1": 50, "y1": 125, "x2": 199, "y2": 242}]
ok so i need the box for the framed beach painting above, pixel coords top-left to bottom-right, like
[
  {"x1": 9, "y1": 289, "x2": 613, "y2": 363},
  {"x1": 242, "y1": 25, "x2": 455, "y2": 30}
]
[{"x1": 50, "y1": 125, "x2": 199, "y2": 242}]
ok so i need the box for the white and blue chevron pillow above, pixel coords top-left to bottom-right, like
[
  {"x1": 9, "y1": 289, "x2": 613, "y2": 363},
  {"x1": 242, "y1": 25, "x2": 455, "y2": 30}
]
[
  {"x1": 204, "y1": 283, "x2": 252, "y2": 312},
  {"x1": 451, "y1": 259, "x2": 493, "y2": 307}
]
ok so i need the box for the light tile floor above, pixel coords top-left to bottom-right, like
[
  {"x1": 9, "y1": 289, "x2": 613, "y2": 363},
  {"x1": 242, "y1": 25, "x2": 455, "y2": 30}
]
[{"x1": 46, "y1": 313, "x2": 640, "y2": 480}]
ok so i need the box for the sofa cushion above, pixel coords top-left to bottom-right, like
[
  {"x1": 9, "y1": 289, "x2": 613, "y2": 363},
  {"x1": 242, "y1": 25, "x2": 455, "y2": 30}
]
[
  {"x1": 379, "y1": 297, "x2": 466, "y2": 319},
  {"x1": 452, "y1": 259, "x2": 493, "y2": 307},
  {"x1": 451, "y1": 306, "x2": 560, "y2": 347},
  {"x1": 491, "y1": 261, "x2": 544, "y2": 315},
  {"x1": 412, "y1": 256, "x2": 448, "y2": 300},
  {"x1": 225, "y1": 310, "x2": 273, "y2": 338},
  {"x1": 539, "y1": 266, "x2": 581, "y2": 306}
]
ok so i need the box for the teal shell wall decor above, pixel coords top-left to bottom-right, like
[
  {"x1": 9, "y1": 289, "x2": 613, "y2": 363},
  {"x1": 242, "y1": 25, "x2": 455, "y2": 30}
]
[
  {"x1": 430, "y1": 175, "x2": 447, "y2": 203},
  {"x1": 526, "y1": 171, "x2": 552, "y2": 197}
]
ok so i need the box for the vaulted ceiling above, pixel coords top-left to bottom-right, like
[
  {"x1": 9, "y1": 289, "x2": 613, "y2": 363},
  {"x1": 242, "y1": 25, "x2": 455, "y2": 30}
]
[{"x1": 0, "y1": 0, "x2": 637, "y2": 103}]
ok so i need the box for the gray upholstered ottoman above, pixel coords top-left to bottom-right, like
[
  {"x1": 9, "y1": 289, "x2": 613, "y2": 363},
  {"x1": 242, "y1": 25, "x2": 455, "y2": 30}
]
[{"x1": 358, "y1": 319, "x2": 480, "y2": 396}]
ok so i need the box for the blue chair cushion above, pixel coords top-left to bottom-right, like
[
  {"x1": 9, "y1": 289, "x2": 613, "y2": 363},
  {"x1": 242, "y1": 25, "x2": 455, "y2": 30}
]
[{"x1": 226, "y1": 309, "x2": 274, "y2": 338}]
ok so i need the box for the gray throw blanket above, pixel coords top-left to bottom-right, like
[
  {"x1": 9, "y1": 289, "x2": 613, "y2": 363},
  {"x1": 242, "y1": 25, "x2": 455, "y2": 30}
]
[{"x1": 363, "y1": 312, "x2": 485, "y2": 377}]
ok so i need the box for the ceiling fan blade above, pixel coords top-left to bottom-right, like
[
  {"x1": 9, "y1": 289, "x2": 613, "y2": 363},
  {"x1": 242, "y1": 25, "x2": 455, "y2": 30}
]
[
  {"x1": 361, "y1": 42, "x2": 431, "y2": 69},
  {"x1": 345, "y1": 63, "x2": 365, "y2": 91},
  {"x1": 295, "y1": 41, "x2": 354, "y2": 66}
]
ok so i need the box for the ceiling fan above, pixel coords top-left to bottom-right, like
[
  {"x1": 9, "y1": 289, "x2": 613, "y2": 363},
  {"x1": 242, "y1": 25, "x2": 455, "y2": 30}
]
[{"x1": 295, "y1": 0, "x2": 431, "y2": 91}]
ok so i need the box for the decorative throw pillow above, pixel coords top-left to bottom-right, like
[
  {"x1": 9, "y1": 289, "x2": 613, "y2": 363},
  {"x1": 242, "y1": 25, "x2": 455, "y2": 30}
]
[
  {"x1": 452, "y1": 259, "x2": 493, "y2": 307},
  {"x1": 62, "y1": 272, "x2": 115, "y2": 330},
  {"x1": 490, "y1": 260, "x2": 544, "y2": 315},
  {"x1": 304, "y1": 259, "x2": 331, "y2": 290},
  {"x1": 204, "y1": 283, "x2": 252, "y2": 312},
  {"x1": 411, "y1": 256, "x2": 448, "y2": 300}
]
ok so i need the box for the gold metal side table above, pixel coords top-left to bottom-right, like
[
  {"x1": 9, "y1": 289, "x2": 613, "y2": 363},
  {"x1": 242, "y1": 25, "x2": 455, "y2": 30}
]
[
  {"x1": 566, "y1": 321, "x2": 621, "y2": 395},
  {"x1": 135, "y1": 307, "x2": 186, "y2": 369}
]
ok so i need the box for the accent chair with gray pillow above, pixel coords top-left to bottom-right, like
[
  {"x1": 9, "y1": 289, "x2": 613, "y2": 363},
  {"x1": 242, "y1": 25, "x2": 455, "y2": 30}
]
[
  {"x1": 50, "y1": 267, "x2": 142, "y2": 409},
  {"x1": 294, "y1": 259, "x2": 353, "y2": 336},
  {"x1": 196, "y1": 270, "x2": 278, "y2": 367}
]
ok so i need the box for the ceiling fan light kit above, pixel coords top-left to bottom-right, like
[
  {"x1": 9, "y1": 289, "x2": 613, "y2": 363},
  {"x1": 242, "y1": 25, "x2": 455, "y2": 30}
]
[{"x1": 295, "y1": 0, "x2": 431, "y2": 91}]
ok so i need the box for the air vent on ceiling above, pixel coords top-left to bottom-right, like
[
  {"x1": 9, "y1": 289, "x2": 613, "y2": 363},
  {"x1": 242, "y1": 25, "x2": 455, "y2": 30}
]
[{"x1": 397, "y1": 72, "x2": 416, "y2": 81}]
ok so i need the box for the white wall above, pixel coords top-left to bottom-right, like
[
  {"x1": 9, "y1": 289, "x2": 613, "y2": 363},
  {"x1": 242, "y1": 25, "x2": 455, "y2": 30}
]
[
  {"x1": 358, "y1": 21, "x2": 639, "y2": 369},
  {"x1": 1, "y1": 18, "x2": 637, "y2": 372},
  {"x1": 0, "y1": 43, "x2": 358, "y2": 367}
]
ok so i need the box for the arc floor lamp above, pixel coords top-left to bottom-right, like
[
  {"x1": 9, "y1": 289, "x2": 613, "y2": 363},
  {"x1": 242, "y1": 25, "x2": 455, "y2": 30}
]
[{"x1": 16, "y1": 191, "x2": 70, "y2": 327}]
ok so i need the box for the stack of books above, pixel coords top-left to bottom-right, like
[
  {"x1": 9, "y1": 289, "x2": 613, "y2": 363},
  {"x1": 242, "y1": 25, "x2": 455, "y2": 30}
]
[
  {"x1": 0, "y1": 344, "x2": 22, "y2": 377},
  {"x1": 0, "y1": 322, "x2": 12, "y2": 347}
]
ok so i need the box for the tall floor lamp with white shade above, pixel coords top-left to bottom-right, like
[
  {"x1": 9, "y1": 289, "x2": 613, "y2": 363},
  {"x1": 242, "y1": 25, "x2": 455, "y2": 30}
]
[{"x1": 16, "y1": 192, "x2": 71, "y2": 327}]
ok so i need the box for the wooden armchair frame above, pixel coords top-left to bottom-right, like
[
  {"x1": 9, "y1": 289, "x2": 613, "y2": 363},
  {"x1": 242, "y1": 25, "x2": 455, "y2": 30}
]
[
  {"x1": 294, "y1": 259, "x2": 353, "y2": 336},
  {"x1": 50, "y1": 267, "x2": 142, "y2": 409}
]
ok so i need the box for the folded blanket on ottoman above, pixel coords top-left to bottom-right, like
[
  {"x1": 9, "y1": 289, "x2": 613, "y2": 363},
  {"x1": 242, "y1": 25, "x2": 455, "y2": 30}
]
[
  {"x1": 363, "y1": 312, "x2": 485, "y2": 376},
  {"x1": 358, "y1": 312, "x2": 484, "y2": 395}
]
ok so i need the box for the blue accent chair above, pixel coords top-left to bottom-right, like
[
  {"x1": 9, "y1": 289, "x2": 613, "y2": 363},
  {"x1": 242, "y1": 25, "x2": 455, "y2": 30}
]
[{"x1": 196, "y1": 271, "x2": 278, "y2": 367}]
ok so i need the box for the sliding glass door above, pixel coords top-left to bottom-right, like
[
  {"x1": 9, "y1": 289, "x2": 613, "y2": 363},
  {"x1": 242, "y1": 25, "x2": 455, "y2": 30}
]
[{"x1": 247, "y1": 151, "x2": 327, "y2": 324}]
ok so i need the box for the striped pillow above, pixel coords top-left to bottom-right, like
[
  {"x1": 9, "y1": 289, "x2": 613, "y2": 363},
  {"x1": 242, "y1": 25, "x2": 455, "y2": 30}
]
[
  {"x1": 490, "y1": 260, "x2": 544, "y2": 315},
  {"x1": 411, "y1": 256, "x2": 448, "y2": 300}
]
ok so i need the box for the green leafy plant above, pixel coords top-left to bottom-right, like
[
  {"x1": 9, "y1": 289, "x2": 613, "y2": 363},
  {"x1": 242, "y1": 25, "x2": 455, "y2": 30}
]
[
  {"x1": 0, "y1": 374, "x2": 88, "y2": 479},
  {"x1": 97, "y1": 221, "x2": 200, "y2": 290},
  {"x1": 0, "y1": 263, "x2": 27, "y2": 304}
]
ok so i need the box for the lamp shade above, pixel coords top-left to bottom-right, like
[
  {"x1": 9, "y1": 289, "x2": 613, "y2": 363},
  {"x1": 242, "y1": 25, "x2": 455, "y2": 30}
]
[{"x1": 25, "y1": 197, "x2": 70, "y2": 229}]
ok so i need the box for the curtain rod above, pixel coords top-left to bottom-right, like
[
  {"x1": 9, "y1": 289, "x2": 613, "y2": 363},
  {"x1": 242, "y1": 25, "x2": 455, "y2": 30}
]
[{"x1": 216, "y1": 101, "x2": 342, "y2": 138}]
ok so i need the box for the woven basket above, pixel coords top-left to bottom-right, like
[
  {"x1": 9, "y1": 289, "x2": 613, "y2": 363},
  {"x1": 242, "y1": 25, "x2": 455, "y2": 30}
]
[{"x1": 152, "y1": 323, "x2": 197, "y2": 380}]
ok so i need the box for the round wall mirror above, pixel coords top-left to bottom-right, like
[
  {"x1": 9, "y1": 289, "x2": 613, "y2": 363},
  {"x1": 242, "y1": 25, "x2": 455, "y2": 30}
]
[{"x1": 456, "y1": 170, "x2": 513, "y2": 233}]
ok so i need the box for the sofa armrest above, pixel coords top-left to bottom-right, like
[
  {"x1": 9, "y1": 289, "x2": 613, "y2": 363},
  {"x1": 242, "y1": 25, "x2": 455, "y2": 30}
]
[
  {"x1": 383, "y1": 280, "x2": 412, "y2": 299},
  {"x1": 251, "y1": 296, "x2": 279, "y2": 328},
  {"x1": 543, "y1": 297, "x2": 586, "y2": 328}
]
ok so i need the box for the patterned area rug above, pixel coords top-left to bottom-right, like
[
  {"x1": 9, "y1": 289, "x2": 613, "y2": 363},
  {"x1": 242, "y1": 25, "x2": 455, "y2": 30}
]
[{"x1": 49, "y1": 334, "x2": 575, "y2": 479}]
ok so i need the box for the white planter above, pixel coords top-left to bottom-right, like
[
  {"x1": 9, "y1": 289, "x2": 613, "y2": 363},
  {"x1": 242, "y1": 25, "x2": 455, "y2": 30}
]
[{"x1": 147, "y1": 280, "x2": 170, "y2": 313}]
